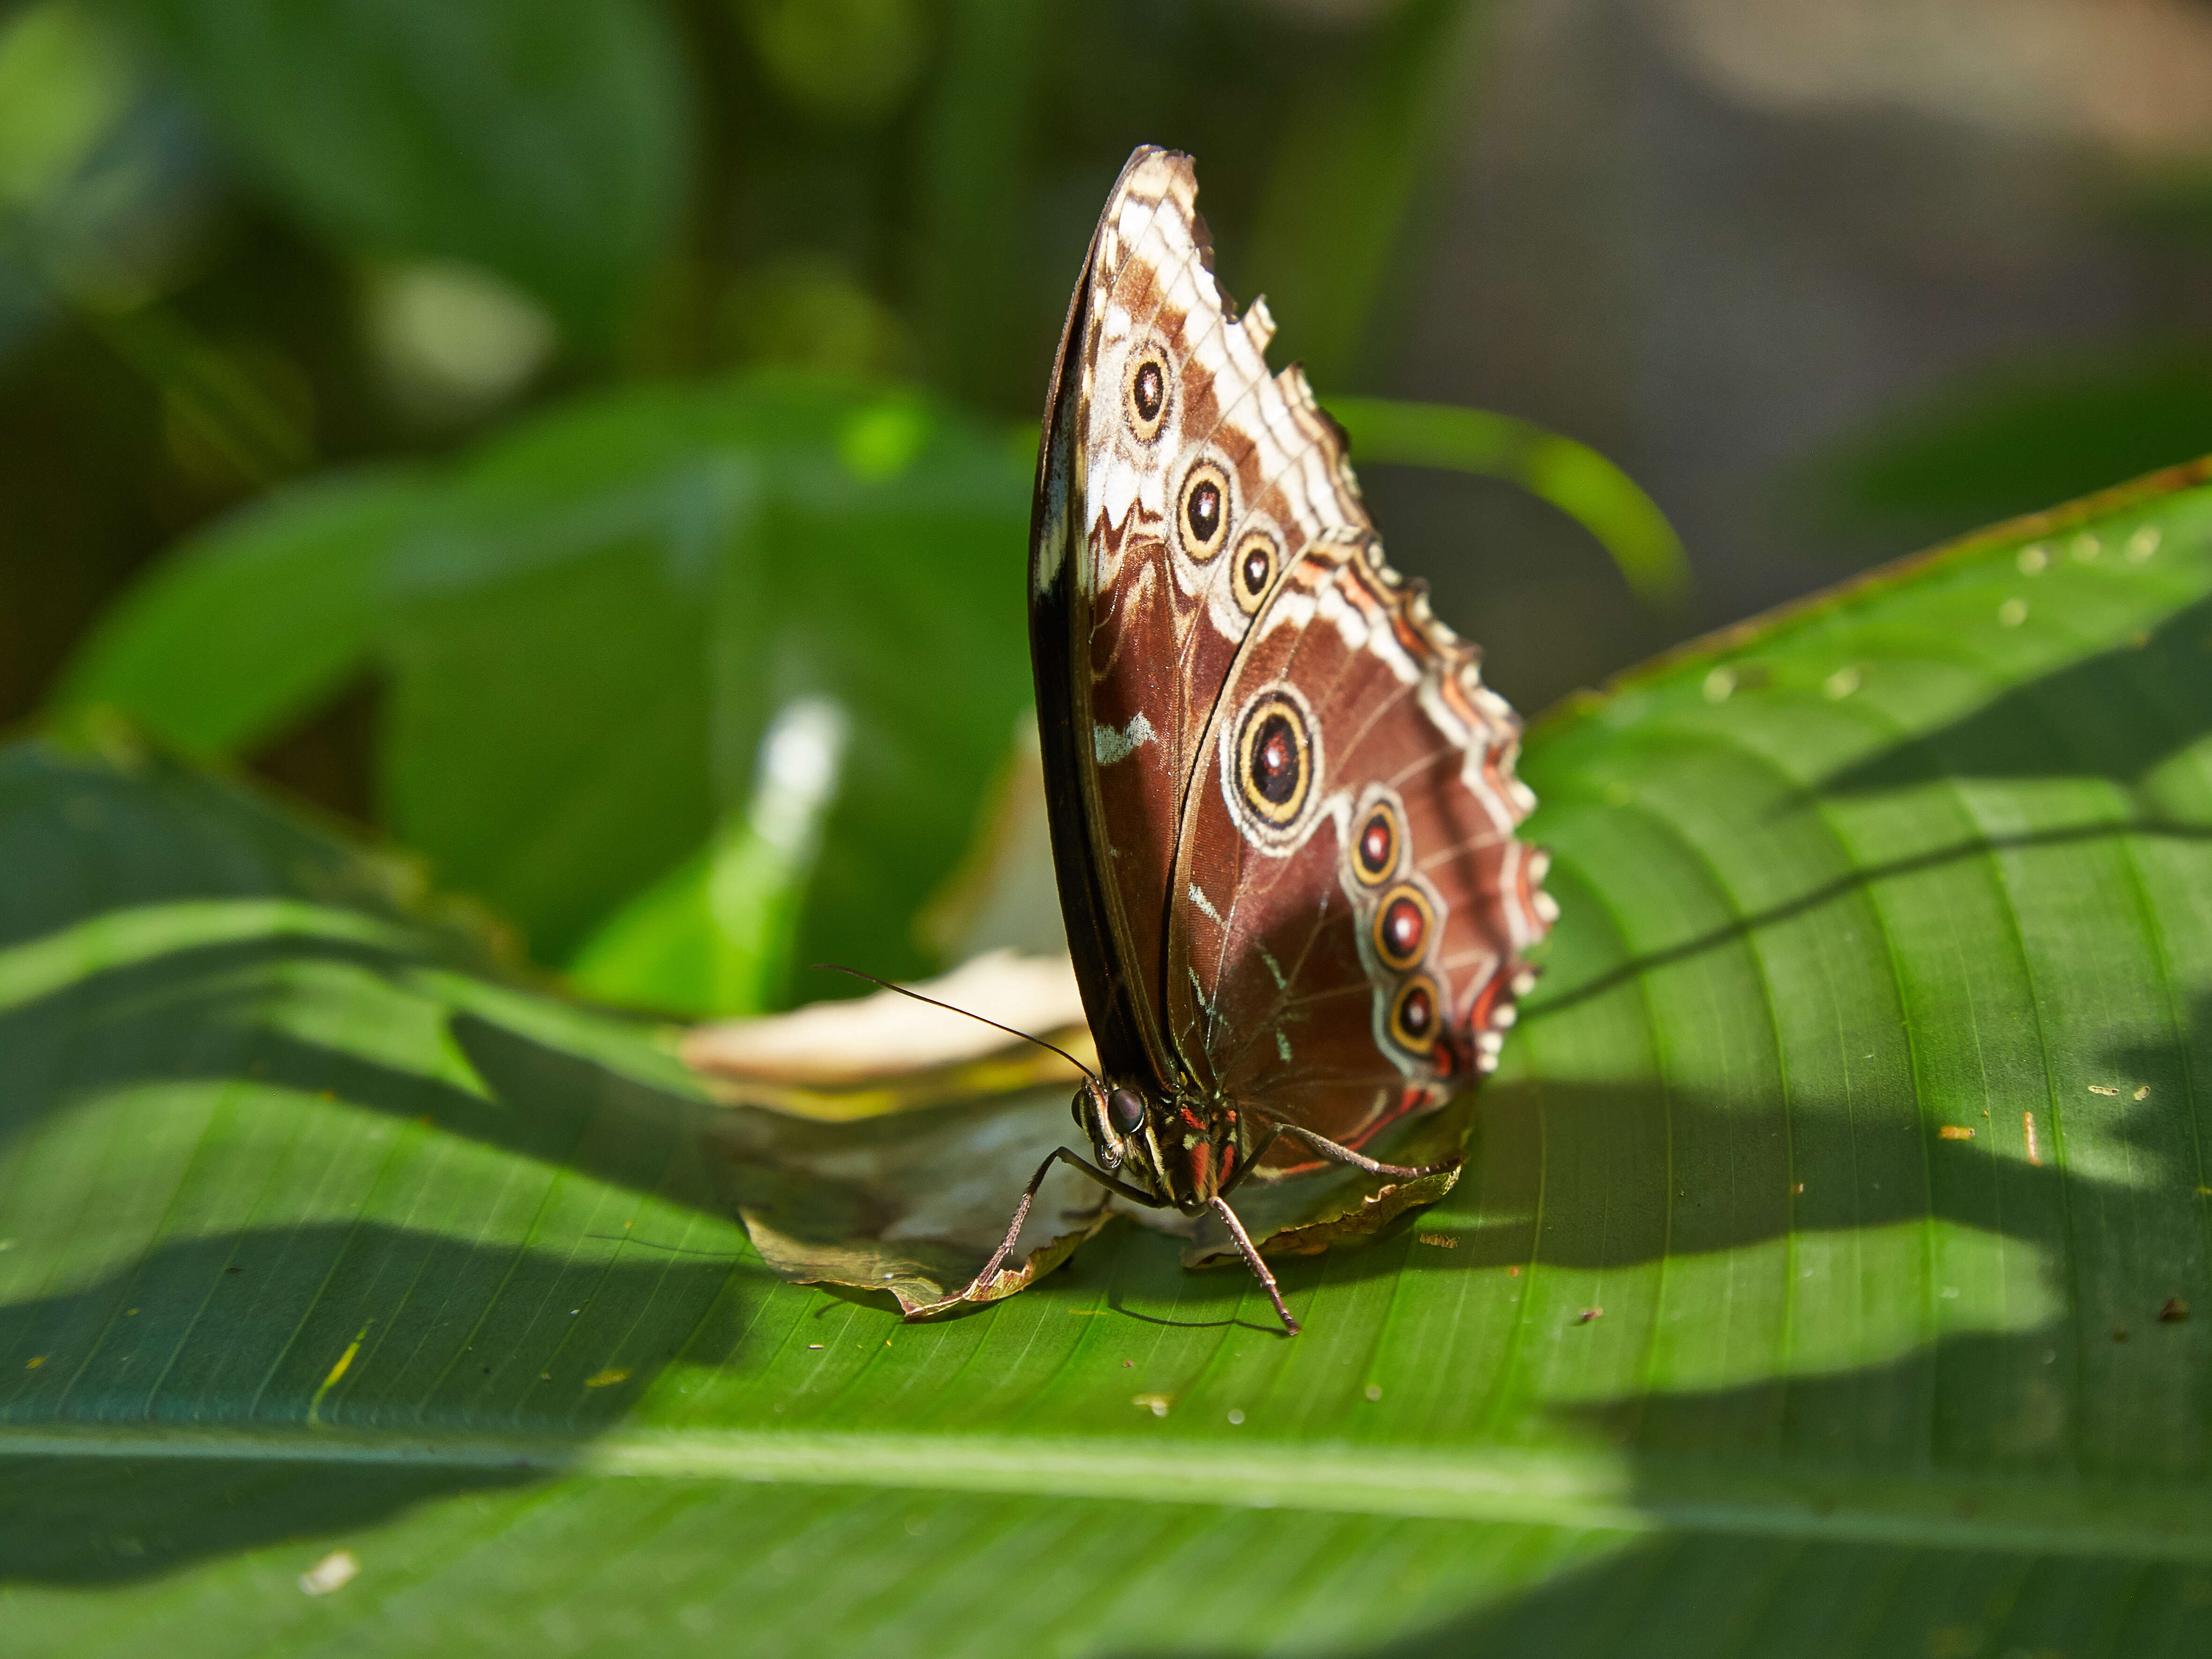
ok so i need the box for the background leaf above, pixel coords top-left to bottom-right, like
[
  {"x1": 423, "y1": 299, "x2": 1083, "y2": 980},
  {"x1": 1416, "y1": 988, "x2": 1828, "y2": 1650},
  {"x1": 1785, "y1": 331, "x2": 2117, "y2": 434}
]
[
  {"x1": 51, "y1": 373, "x2": 1036, "y2": 1002},
  {"x1": 375, "y1": 377, "x2": 1033, "y2": 984},
  {"x1": 1328, "y1": 393, "x2": 1691, "y2": 612},
  {"x1": 9, "y1": 459, "x2": 2212, "y2": 1649},
  {"x1": 1796, "y1": 345, "x2": 2212, "y2": 562},
  {"x1": 108, "y1": 0, "x2": 692, "y2": 340},
  {"x1": 53, "y1": 467, "x2": 425, "y2": 756}
]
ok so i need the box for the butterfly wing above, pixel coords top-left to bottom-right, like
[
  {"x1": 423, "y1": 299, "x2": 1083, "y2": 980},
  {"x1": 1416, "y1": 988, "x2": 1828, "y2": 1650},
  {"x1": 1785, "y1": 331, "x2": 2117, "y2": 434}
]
[
  {"x1": 1031, "y1": 147, "x2": 1370, "y2": 1089},
  {"x1": 1168, "y1": 527, "x2": 1552, "y2": 1171},
  {"x1": 1034, "y1": 143, "x2": 1551, "y2": 1162}
]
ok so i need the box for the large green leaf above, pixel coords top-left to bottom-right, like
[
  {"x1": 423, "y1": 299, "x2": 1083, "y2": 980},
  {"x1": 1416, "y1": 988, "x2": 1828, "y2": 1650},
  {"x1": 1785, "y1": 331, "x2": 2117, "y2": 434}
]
[
  {"x1": 54, "y1": 374, "x2": 1036, "y2": 999},
  {"x1": 10, "y1": 458, "x2": 2212, "y2": 1652},
  {"x1": 388, "y1": 383, "x2": 1030, "y2": 981}
]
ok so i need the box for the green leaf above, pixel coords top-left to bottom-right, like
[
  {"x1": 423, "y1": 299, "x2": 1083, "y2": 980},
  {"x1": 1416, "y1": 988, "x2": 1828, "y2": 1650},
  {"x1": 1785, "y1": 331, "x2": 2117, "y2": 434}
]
[
  {"x1": 374, "y1": 376, "x2": 1032, "y2": 979},
  {"x1": 51, "y1": 375, "x2": 1035, "y2": 1000},
  {"x1": 111, "y1": 0, "x2": 692, "y2": 339},
  {"x1": 12, "y1": 455, "x2": 2212, "y2": 1649},
  {"x1": 0, "y1": 2, "x2": 136, "y2": 212},
  {"x1": 569, "y1": 699, "x2": 847, "y2": 1018},
  {"x1": 52, "y1": 467, "x2": 427, "y2": 757},
  {"x1": 1327, "y1": 393, "x2": 1692, "y2": 612}
]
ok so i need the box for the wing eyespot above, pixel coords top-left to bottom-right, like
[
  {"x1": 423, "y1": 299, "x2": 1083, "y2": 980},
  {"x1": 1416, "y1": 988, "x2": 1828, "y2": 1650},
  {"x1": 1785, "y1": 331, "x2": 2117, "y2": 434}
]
[
  {"x1": 1351, "y1": 801, "x2": 1399, "y2": 887},
  {"x1": 1373, "y1": 885, "x2": 1434, "y2": 971},
  {"x1": 1125, "y1": 349, "x2": 1170, "y2": 442},
  {"x1": 1222, "y1": 683, "x2": 1323, "y2": 854},
  {"x1": 1388, "y1": 975, "x2": 1443, "y2": 1056},
  {"x1": 1232, "y1": 528, "x2": 1278, "y2": 613},
  {"x1": 1238, "y1": 698, "x2": 1308, "y2": 823},
  {"x1": 1178, "y1": 459, "x2": 1232, "y2": 562}
]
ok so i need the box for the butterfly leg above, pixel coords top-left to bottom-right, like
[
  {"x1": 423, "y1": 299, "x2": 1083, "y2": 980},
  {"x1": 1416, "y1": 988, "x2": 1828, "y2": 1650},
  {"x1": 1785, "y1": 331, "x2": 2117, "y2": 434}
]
[
  {"x1": 1209, "y1": 1196, "x2": 1300, "y2": 1337},
  {"x1": 1269, "y1": 1124, "x2": 1454, "y2": 1182},
  {"x1": 948, "y1": 1146, "x2": 1164, "y2": 1310}
]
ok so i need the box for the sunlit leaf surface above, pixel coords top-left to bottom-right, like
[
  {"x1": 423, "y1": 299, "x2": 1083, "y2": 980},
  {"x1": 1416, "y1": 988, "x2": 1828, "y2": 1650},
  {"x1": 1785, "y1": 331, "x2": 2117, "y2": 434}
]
[{"x1": 10, "y1": 462, "x2": 2212, "y2": 1653}]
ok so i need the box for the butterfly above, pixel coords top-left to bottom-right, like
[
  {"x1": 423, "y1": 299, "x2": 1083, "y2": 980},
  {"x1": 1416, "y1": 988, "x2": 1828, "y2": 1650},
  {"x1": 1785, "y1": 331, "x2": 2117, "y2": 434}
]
[{"x1": 950, "y1": 146, "x2": 1553, "y2": 1335}]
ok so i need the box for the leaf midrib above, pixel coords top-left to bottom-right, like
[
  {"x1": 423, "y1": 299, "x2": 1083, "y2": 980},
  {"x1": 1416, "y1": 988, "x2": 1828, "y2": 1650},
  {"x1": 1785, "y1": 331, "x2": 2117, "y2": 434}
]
[{"x1": 6, "y1": 1424, "x2": 2212, "y2": 1560}]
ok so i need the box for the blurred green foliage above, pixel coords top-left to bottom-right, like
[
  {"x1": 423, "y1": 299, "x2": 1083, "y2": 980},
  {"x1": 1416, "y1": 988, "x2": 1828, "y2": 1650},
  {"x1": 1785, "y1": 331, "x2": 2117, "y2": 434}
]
[
  {"x1": 117, "y1": 0, "x2": 694, "y2": 343},
  {"x1": 60, "y1": 376, "x2": 1034, "y2": 1008},
  {"x1": 1328, "y1": 394, "x2": 1691, "y2": 611},
  {"x1": 5, "y1": 0, "x2": 1692, "y2": 1016},
  {"x1": 1801, "y1": 346, "x2": 2212, "y2": 557},
  {"x1": 10, "y1": 1, "x2": 2212, "y2": 1647}
]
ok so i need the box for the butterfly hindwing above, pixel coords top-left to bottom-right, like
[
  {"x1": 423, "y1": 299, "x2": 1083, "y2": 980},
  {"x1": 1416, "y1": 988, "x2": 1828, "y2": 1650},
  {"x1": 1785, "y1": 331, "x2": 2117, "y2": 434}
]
[{"x1": 1169, "y1": 531, "x2": 1552, "y2": 1170}]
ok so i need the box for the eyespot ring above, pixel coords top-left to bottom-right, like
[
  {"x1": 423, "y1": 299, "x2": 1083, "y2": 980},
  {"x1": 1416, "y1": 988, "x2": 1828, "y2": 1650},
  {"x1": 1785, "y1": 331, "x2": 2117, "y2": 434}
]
[
  {"x1": 1373, "y1": 885, "x2": 1435, "y2": 972},
  {"x1": 1352, "y1": 801, "x2": 1399, "y2": 887},
  {"x1": 1178, "y1": 460, "x2": 1232, "y2": 562},
  {"x1": 1220, "y1": 681, "x2": 1323, "y2": 854},
  {"x1": 1235, "y1": 692, "x2": 1312, "y2": 828},
  {"x1": 1232, "y1": 528, "x2": 1278, "y2": 613},
  {"x1": 1388, "y1": 975, "x2": 1443, "y2": 1056},
  {"x1": 1125, "y1": 348, "x2": 1170, "y2": 442}
]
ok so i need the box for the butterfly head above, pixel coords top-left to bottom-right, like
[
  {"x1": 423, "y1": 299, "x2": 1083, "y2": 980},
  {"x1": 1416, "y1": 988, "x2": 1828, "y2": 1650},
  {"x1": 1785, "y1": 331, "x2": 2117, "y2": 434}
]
[
  {"x1": 1073, "y1": 1078, "x2": 1249, "y2": 1210},
  {"x1": 1074, "y1": 1077, "x2": 1151, "y2": 1175}
]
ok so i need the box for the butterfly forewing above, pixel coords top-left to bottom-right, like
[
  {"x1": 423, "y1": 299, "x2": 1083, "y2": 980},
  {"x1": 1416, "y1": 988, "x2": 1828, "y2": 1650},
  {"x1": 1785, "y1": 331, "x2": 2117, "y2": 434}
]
[{"x1": 1033, "y1": 148, "x2": 1371, "y2": 1089}]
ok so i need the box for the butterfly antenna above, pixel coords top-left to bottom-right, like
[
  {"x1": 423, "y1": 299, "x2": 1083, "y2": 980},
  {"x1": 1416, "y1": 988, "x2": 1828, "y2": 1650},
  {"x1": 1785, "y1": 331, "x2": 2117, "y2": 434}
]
[{"x1": 809, "y1": 963, "x2": 1100, "y2": 1085}]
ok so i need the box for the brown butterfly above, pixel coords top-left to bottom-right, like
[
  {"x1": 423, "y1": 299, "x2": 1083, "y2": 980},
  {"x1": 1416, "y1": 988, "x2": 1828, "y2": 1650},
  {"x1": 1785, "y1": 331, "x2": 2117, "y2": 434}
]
[{"x1": 947, "y1": 146, "x2": 1552, "y2": 1335}]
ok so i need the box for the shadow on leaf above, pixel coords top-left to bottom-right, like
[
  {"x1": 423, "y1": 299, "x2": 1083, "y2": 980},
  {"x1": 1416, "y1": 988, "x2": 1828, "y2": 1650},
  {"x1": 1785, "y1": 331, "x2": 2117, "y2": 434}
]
[
  {"x1": 0, "y1": 1220, "x2": 755, "y2": 1585},
  {"x1": 1820, "y1": 593, "x2": 2212, "y2": 795}
]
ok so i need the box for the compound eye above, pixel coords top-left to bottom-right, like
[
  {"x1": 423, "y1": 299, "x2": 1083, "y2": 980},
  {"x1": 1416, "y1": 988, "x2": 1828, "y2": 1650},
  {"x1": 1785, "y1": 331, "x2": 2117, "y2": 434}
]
[{"x1": 1109, "y1": 1087, "x2": 1146, "y2": 1135}]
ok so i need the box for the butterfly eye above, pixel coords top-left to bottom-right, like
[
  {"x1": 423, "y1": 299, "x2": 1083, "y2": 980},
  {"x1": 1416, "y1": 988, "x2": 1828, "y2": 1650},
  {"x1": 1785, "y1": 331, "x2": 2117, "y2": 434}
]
[
  {"x1": 1388, "y1": 975, "x2": 1444, "y2": 1056},
  {"x1": 1353, "y1": 803, "x2": 1398, "y2": 886},
  {"x1": 1125, "y1": 351, "x2": 1170, "y2": 441},
  {"x1": 1178, "y1": 461, "x2": 1232, "y2": 561},
  {"x1": 1373, "y1": 885, "x2": 1435, "y2": 970},
  {"x1": 1108, "y1": 1087, "x2": 1146, "y2": 1135},
  {"x1": 1232, "y1": 529, "x2": 1277, "y2": 614}
]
